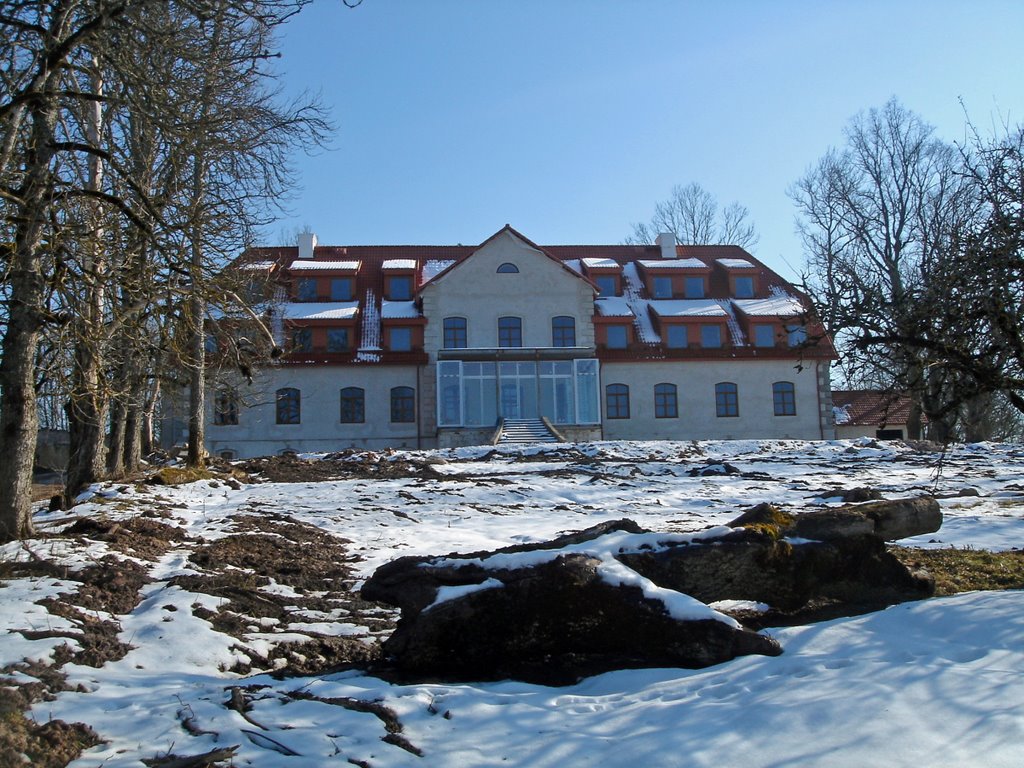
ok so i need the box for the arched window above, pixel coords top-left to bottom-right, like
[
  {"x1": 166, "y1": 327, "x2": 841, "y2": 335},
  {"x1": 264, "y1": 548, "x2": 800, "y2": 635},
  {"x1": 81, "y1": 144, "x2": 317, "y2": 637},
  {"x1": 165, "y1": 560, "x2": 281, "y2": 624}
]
[
  {"x1": 551, "y1": 316, "x2": 576, "y2": 347},
  {"x1": 497, "y1": 262, "x2": 519, "y2": 273},
  {"x1": 443, "y1": 317, "x2": 468, "y2": 349},
  {"x1": 773, "y1": 381, "x2": 796, "y2": 416},
  {"x1": 654, "y1": 383, "x2": 678, "y2": 419},
  {"x1": 715, "y1": 382, "x2": 738, "y2": 418},
  {"x1": 340, "y1": 387, "x2": 365, "y2": 423},
  {"x1": 213, "y1": 389, "x2": 238, "y2": 425},
  {"x1": 276, "y1": 387, "x2": 301, "y2": 424},
  {"x1": 498, "y1": 316, "x2": 522, "y2": 348},
  {"x1": 391, "y1": 386, "x2": 415, "y2": 423},
  {"x1": 606, "y1": 383, "x2": 630, "y2": 419}
]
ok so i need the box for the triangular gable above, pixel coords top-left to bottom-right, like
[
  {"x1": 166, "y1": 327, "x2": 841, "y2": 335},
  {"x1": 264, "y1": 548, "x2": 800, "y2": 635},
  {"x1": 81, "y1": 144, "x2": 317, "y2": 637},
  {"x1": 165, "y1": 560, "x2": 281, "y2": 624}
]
[{"x1": 418, "y1": 224, "x2": 598, "y2": 294}]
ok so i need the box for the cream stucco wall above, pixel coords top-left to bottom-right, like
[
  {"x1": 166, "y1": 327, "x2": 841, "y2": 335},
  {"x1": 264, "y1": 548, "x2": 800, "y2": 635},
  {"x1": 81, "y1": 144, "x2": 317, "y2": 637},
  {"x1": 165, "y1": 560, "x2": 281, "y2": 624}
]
[
  {"x1": 206, "y1": 364, "x2": 421, "y2": 458},
  {"x1": 420, "y1": 231, "x2": 596, "y2": 351},
  {"x1": 418, "y1": 230, "x2": 597, "y2": 438},
  {"x1": 600, "y1": 359, "x2": 829, "y2": 441}
]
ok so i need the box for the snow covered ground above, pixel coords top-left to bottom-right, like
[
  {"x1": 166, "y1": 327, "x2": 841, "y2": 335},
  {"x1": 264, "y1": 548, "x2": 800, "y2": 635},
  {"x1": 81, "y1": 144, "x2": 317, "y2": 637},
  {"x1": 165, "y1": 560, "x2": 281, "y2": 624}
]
[{"x1": 2, "y1": 438, "x2": 1023, "y2": 767}]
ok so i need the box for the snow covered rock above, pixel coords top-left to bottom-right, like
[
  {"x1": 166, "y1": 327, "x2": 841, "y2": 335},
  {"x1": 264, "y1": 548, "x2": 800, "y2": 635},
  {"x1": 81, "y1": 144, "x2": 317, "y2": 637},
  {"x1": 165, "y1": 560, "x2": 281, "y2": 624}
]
[
  {"x1": 362, "y1": 519, "x2": 781, "y2": 684},
  {"x1": 368, "y1": 551, "x2": 781, "y2": 685}
]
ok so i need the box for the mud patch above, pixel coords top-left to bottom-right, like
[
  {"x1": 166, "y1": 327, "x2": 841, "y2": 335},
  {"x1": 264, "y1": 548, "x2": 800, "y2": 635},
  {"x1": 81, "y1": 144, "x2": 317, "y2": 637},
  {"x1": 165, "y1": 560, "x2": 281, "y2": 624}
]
[
  {"x1": 173, "y1": 513, "x2": 393, "y2": 674},
  {"x1": 238, "y1": 451, "x2": 439, "y2": 482},
  {"x1": 62, "y1": 516, "x2": 189, "y2": 561}
]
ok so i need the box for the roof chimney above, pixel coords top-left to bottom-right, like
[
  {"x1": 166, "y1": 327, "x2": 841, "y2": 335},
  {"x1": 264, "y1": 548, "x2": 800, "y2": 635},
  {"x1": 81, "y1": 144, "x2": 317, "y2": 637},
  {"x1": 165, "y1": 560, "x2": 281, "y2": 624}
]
[
  {"x1": 297, "y1": 231, "x2": 317, "y2": 259},
  {"x1": 656, "y1": 232, "x2": 676, "y2": 259}
]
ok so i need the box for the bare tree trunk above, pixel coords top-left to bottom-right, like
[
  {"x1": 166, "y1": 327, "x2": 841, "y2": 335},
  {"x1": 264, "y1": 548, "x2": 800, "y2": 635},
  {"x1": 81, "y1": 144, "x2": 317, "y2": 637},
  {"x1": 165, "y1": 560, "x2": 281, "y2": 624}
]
[
  {"x1": 142, "y1": 377, "x2": 160, "y2": 457},
  {"x1": 0, "y1": 97, "x2": 57, "y2": 541},
  {"x1": 65, "y1": 62, "x2": 109, "y2": 504}
]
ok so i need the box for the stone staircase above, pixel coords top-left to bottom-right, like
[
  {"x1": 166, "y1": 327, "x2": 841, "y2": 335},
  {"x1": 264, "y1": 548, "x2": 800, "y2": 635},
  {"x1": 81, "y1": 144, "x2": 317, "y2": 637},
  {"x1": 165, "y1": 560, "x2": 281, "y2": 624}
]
[{"x1": 497, "y1": 418, "x2": 559, "y2": 445}]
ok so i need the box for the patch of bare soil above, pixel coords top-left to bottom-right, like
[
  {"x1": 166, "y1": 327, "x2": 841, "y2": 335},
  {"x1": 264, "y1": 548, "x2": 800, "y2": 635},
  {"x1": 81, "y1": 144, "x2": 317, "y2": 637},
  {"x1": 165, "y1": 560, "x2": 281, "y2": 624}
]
[
  {"x1": 237, "y1": 450, "x2": 440, "y2": 482},
  {"x1": 172, "y1": 513, "x2": 391, "y2": 675},
  {"x1": 62, "y1": 516, "x2": 190, "y2": 561}
]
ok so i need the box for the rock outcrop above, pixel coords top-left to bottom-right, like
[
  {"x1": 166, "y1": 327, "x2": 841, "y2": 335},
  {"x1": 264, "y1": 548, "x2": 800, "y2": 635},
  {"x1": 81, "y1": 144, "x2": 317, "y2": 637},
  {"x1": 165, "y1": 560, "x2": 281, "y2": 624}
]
[{"x1": 362, "y1": 497, "x2": 941, "y2": 685}]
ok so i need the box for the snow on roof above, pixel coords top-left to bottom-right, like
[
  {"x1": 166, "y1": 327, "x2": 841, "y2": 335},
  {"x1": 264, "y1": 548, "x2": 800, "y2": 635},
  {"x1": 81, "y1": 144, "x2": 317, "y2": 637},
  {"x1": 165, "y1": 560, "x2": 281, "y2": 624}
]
[
  {"x1": 359, "y1": 289, "x2": 381, "y2": 353},
  {"x1": 238, "y1": 261, "x2": 275, "y2": 271},
  {"x1": 279, "y1": 302, "x2": 359, "y2": 321},
  {"x1": 638, "y1": 258, "x2": 709, "y2": 270},
  {"x1": 833, "y1": 405, "x2": 851, "y2": 425},
  {"x1": 716, "y1": 258, "x2": 757, "y2": 269},
  {"x1": 288, "y1": 260, "x2": 360, "y2": 271},
  {"x1": 562, "y1": 259, "x2": 583, "y2": 275},
  {"x1": 594, "y1": 297, "x2": 635, "y2": 317},
  {"x1": 582, "y1": 257, "x2": 621, "y2": 269},
  {"x1": 382, "y1": 259, "x2": 417, "y2": 270},
  {"x1": 381, "y1": 300, "x2": 420, "y2": 319},
  {"x1": 733, "y1": 296, "x2": 806, "y2": 317},
  {"x1": 648, "y1": 299, "x2": 729, "y2": 318},
  {"x1": 421, "y1": 259, "x2": 456, "y2": 283},
  {"x1": 622, "y1": 262, "x2": 660, "y2": 343}
]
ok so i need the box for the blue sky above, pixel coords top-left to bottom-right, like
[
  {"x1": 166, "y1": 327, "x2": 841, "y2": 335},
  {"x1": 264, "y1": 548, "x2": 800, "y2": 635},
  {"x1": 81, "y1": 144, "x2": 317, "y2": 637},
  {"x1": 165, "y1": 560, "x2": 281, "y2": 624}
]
[{"x1": 268, "y1": 0, "x2": 1024, "y2": 280}]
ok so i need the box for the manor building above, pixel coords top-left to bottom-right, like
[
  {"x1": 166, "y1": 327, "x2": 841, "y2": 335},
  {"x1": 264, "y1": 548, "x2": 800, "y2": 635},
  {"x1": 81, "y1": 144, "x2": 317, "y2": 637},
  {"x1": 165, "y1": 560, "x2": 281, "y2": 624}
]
[{"x1": 204, "y1": 225, "x2": 836, "y2": 458}]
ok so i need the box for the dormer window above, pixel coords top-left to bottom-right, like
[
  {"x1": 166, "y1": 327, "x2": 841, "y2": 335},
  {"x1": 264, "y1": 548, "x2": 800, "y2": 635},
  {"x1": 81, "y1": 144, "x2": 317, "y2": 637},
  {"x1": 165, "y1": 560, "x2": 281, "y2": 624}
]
[
  {"x1": 296, "y1": 278, "x2": 317, "y2": 301},
  {"x1": 594, "y1": 275, "x2": 617, "y2": 296},
  {"x1": 330, "y1": 277, "x2": 353, "y2": 301},
  {"x1": 388, "y1": 275, "x2": 412, "y2": 300},
  {"x1": 734, "y1": 275, "x2": 755, "y2": 298},
  {"x1": 685, "y1": 276, "x2": 705, "y2": 299},
  {"x1": 653, "y1": 276, "x2": 673, "y2": 299},
  {"x1": 497, "y1": 262, "x2": 519, "y2": 274}
]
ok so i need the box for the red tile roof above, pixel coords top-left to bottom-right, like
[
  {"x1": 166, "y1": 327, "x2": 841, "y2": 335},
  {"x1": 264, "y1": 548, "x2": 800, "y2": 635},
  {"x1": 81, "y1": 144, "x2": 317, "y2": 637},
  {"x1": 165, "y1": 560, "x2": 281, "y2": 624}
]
[
  {"x1": 233, "y1": 228, "x2": 835, "y2": 364},
  {"x1": 831, "y1": 390, "x2": 920, "y2": 426}
]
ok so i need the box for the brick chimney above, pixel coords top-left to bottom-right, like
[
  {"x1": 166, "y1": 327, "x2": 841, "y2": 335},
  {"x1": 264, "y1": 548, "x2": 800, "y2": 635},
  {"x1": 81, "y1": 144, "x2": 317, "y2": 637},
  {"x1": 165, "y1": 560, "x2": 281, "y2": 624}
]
[
  {"x1": 656, "y1": 232, "x2": 676, "y2": 259},
  {"x1": 297, "y1": 231, "x2": 317, "y2": 259}
]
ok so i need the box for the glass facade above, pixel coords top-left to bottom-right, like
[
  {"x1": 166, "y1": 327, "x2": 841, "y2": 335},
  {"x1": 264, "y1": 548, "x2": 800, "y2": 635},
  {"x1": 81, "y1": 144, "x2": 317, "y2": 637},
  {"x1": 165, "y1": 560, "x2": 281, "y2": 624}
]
[{"x1": 437, "y1": 359, "x2": 600, "y2": 427}]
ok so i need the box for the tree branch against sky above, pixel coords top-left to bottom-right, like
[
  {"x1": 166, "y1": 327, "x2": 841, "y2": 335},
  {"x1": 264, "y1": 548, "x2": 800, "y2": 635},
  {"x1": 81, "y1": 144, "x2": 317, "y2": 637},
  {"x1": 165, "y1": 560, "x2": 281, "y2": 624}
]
[{"x1": 626, "y1": 182, "x2": 759, "y2": 250}]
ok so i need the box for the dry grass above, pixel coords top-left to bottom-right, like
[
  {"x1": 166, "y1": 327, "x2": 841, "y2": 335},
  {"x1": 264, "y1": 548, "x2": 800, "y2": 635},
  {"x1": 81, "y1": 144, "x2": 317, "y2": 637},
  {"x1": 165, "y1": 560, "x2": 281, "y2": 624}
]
[{"x1": 891, "y1": 546, "x2": 1024, "y2": 595}]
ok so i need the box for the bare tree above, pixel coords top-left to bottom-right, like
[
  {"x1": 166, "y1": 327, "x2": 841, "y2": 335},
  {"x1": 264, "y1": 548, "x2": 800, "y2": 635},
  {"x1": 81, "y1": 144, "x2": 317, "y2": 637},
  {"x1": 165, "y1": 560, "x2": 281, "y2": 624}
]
[
  {"x1": 0, "y1": 0, "x2": 326, "y2": 540},
  {"x1": 627, "y1": 182, "x2": 759, "y2": 250},
  {"x1": 792, "y1": 98, "x2": 981, "y2": 440}
]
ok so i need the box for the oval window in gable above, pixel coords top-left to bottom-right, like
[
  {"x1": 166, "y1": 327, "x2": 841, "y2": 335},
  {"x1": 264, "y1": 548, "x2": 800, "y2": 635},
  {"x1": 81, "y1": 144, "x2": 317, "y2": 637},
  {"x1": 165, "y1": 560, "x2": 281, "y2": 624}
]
[{"x1": 496, "y1": 262, "x2": 519, "y2": 274}]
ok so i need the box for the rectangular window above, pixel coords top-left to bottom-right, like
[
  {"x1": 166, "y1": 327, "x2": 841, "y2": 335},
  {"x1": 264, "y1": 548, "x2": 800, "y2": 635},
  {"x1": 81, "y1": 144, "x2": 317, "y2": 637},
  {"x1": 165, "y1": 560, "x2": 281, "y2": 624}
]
[
  {"x1": 574, "y1": 359, "x2": 600, "y2": 424},
  {"x1": 438, "y1": 361, "x2": 463, "y2": 426},
  {"x1": 773, "y1": 382, "x2": 797, "y2": 416},
  {"x1": 654, "y1": 383, "x2": 678, "y2": 418},
  {"x1": 787, "y1": 324, "x2": 808, "y2": 347},
  {"x1": 296, "y1": 278, "x2": 317, "y2": 301},
  {"x1": 327, "y1": 328, "x2": 349, "y2": 352},
  {"x1": 606, "y1": 325, "x2": 628, "y2": 349},
  {"x1": 443, "y1": 317, "x2": 468, "y2": 349},
  {"x1": 685, "y1": 276, "x2": 705, "y2": 298},
  {"x1": 754, "y1": 324, "x2": 775, "y2": 348},
  {"x1": 498, "y1": 317, "x2": 522, "y2": 348},
  {"x1": 715, "y1": 382, "x2": 738, "y2": 418},
  {"x1": 605, "y1": 384, "x2": 630, "y2": 419},
  {"x1": 291, "y1": 327, "x2": 313, "y2": 352},
  {"x1": 330, "y1": 278, "x2": 353, "y2": 301},
  {"x1": 390, "y1": 386, "x2": 415, "y2": 423},
  {"x1": 389, "y1": 275, "x2": 412, "y2": 300},
  {"x1": 734, "y1": 276, "x2": 755, "y2": 298},
  {"x1": 701, "y1": 325, "x2": 722, "y2": 348},
  {"x1": 666, "y1": 324, "x2": 688, "y2": 349},
  {"x1": 390, "y1": 327, "x2": 412, "y2": 352},
  {"x1": 214, "y1": 391, "x2": 238, "y2": 425},
  {"x1": 276, "y1": 388, "x2": 301, "y2": 424},
  {"x1": 653, "y1": 276, "x2": 673, "y2": 299},
  {"x1": 552, "y1": 316, "x2": 576, "y2": 347},
  {"x1": 595, "y1": 275, "x2": 617, "y2": 297},
  {"x1": 340, "y1": 387, "x2": 365, "y2": 423}
]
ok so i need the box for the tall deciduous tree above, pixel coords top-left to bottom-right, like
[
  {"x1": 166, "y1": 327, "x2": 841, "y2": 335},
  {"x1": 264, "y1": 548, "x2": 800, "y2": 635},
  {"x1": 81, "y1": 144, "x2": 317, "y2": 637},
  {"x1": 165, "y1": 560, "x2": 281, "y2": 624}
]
[
  {"x1": 627, "y1": 182, "x2": 759, "y2": 250},
  {"x1": 791, "y1": 98, "x2": 979, "y2": 440},
  {"x1": 0, "y1": 0, "x2": 327, "y2": 540}
]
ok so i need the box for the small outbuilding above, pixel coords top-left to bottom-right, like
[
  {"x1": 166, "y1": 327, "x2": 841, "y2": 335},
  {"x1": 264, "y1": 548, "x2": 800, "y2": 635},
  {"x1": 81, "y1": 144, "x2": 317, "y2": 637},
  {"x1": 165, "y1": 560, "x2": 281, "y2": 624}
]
[{"x1": 832, "y1": 389, "x2": 920, "y2": 440}]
